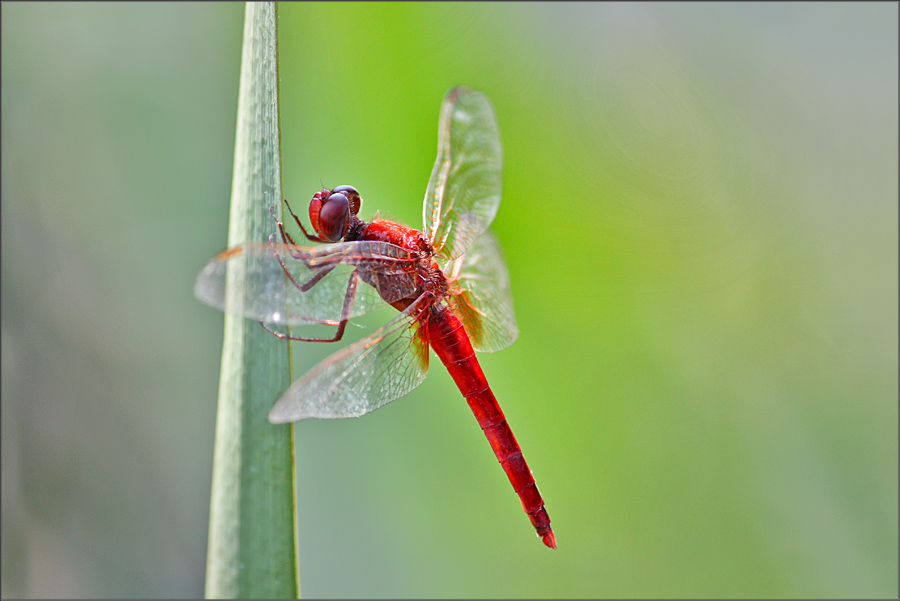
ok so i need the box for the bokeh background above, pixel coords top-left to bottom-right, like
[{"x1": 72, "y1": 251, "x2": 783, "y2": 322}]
[{"x1": 2, "y1": 2, "x2": 896, "y2": 598}]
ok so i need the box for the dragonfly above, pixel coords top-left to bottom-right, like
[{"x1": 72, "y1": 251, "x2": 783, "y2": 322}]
[{"x1": 195, "y1": 86, "x2": 555, "y2": 549}]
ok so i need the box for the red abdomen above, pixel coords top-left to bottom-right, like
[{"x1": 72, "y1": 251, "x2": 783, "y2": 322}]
[{"x1": 426, "y1": 304, "x2": 555, "y2": 548}]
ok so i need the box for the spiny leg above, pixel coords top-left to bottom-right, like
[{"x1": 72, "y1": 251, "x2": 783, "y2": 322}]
[
  {"x1": 270, "y1": 201, "x2": 318, "y2": 255},
  {"x1": 259, "y1": 269, "x2": 360, "y2": 343},
  {"x1": 268, "y1": 234, "x2": 340, "y2": 294}
]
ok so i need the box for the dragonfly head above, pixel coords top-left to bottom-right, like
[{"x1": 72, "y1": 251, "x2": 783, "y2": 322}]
[{"x1": 309, "y1": 185, "x2": 362, "y2": 242}]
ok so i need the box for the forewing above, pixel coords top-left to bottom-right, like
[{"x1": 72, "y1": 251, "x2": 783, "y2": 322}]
[
  {"x1": 267, "y1": 301, "x2": 431, "y2": 422},
  {"x1": 446, "y1": 230, "x2": 518, "y2": 353},
  {"x1": 194, "y1": 241, "x2": 417, "y2": 325},
  {"x1": 423, "y1": 87, "x2": 503, "y2": 261}
]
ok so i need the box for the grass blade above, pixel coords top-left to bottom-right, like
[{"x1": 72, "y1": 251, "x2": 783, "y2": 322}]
[{"x1": 204, "y1": 2, "x2": 298, "y2": 598}]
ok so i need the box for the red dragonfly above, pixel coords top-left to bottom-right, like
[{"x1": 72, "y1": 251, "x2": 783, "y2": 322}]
[{"x1": 195, "y1": 87, "x2": 555, "y2": 549}]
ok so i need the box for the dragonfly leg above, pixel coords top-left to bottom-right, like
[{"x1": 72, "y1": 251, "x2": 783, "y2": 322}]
[
  {"x1": 268, "y1": 235, "x2": 340, "y2": 293},
  {"x1": 270, "y1": 207, "x2": 307, "y2": 259},
  {"x1": 283, "y1": 198, "x2": 319, "y2": 241},
  {"x1": 258, "y1": 269, "x2": 360, "y2": 343},
  {"x1": 259, "y1": 320, "x2": 349, "y2": 342},
  {"x1": 270, "y1": 200, "x2": 319, "y2": 254}
]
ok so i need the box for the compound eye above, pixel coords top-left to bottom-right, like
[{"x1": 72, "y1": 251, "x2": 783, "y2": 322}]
[
  {"x1": 318, "y1": 193, "x2": 350, "y2": 241},
  {"x1": 331, "y1": 185, "x2": 357, "y2": 195},
  {"x1": 331, "y1": 185, "x2": 361, "y2": 216}
]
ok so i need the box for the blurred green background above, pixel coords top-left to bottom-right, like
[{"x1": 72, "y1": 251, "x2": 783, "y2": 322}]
[{"x1": 2, "y1": 2, "x2": 896, "y2": 598}]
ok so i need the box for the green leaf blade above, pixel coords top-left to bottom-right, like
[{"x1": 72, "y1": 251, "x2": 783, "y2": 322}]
[{"x1": 204, "y1": 2, "x2": 298, "y2": 598}]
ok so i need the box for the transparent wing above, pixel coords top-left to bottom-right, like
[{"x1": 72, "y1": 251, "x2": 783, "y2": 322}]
[
  {"x1": 268, "y1": 299, "x2": 430, "y2": 422},
  {"x1": 423, "y1": 86, "x2": 503, "y2": 261},
  {"x1": 194, "y1": 240, "x2": 418, "y2": 325},
  {"x1": 445, "y1": 230, "x2": 518, "y2": 353}
]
